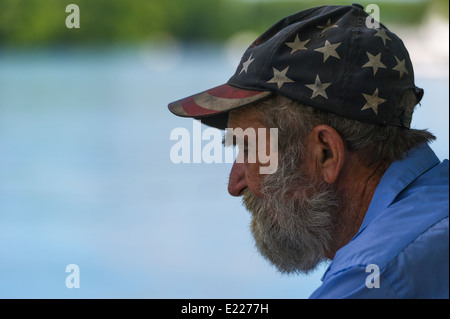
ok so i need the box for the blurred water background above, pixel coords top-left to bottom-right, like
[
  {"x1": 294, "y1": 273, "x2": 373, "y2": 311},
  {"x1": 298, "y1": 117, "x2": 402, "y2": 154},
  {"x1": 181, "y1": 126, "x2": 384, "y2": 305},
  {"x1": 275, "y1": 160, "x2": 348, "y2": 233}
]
[{"x1": 0, "y1": 0, "x2": 448, "y2": 298}]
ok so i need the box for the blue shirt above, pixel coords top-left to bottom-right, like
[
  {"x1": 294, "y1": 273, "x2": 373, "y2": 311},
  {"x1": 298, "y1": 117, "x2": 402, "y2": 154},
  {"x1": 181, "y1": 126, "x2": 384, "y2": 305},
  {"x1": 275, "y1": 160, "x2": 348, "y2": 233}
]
[{"x1": 310, "y1": 143, "x2": 449, "y2": 299}]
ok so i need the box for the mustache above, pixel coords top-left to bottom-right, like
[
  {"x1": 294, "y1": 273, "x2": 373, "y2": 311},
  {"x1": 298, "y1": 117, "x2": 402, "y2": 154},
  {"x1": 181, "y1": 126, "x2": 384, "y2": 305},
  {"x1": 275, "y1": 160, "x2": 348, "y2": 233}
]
[{"x1": 241, "y1": 188, "x2": 262, "y2": 213}]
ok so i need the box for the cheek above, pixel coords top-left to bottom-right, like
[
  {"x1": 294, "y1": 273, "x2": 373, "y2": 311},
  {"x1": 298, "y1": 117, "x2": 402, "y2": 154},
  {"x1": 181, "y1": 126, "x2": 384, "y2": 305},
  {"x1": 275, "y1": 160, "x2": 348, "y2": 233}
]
[{"x1": 245, "y1": 163, "x2": 265, "y2": 197}]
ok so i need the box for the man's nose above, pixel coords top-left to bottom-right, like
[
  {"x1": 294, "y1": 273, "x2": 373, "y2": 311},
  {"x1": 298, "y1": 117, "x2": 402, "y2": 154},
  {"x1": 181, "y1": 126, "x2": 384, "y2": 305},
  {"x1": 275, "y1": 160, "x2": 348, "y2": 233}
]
[{"x1": 228, "y1": 161, "x2": 247, "y2": 196}]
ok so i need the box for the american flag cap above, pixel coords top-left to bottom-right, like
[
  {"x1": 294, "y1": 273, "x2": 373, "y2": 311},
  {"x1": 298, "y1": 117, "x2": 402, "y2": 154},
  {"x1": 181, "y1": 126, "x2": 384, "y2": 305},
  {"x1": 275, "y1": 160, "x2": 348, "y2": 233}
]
[{"x1": 168, "y1": 3, "x2": 423, "y2": 129}]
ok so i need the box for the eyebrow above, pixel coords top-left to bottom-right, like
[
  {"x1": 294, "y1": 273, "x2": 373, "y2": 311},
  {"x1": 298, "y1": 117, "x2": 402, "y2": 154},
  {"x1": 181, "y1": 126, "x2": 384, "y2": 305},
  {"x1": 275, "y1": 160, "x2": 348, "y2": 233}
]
[{"x1": 222, "y1": 131, "x2": 252, "y2": 150}]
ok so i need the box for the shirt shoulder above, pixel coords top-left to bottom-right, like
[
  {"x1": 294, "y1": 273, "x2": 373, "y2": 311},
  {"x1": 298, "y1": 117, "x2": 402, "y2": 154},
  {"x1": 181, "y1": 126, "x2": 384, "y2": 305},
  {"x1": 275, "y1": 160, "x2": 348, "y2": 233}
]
[
  {"x1": 331, "y1": 159, "x2": 448, "y2": 271},
  {"x1": 310, "y1": 217, "x2": 449, "y2": 298},
  {"x1": 311, "y1": 157, "x2": 449, "y2": 299}
]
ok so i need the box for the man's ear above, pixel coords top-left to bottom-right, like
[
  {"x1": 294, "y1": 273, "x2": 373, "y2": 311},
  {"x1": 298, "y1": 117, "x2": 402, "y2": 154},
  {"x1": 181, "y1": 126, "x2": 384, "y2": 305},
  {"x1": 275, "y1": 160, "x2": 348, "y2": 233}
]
[{"x1": 306, "y1": 125, "x2": 345, "y2": 184}]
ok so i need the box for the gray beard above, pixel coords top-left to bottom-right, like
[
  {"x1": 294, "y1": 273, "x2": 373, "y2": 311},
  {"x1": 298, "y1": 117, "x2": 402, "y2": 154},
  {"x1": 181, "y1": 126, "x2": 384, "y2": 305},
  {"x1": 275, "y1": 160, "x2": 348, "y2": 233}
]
[{"x1": 242, "y1": 167, "x2": 341, "y2": 274}]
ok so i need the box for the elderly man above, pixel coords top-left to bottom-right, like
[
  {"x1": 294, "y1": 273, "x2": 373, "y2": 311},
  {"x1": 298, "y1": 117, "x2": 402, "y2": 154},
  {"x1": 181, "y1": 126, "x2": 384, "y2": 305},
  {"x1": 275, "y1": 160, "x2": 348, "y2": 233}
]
[{"x1": 168, "y1": 4, "x2": 449, "y2": 298}]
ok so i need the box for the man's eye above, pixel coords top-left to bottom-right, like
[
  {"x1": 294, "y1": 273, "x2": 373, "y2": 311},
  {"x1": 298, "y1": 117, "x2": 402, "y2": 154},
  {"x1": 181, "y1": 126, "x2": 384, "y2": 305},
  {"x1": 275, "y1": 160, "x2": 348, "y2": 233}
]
[{"x1": 222, "y1": 136, "x2": 237, "y2": 148}]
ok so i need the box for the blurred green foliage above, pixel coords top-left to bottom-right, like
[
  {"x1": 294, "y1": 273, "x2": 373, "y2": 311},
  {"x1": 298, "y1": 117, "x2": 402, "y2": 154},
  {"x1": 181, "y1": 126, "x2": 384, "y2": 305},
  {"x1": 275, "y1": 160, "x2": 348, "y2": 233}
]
[{"x1": 0, "y1": 0, "x2": 447, "y2": 46}]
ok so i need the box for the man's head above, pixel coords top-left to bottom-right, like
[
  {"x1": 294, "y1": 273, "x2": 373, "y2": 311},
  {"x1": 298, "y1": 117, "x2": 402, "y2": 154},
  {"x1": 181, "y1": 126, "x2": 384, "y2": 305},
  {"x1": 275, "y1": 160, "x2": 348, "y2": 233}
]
[
  {"x1": 168, "y1": 4, "x2": 435, "y2": 273},
  {"x1": 225, "y1": 94, "x2": 434, "y2": 273}
]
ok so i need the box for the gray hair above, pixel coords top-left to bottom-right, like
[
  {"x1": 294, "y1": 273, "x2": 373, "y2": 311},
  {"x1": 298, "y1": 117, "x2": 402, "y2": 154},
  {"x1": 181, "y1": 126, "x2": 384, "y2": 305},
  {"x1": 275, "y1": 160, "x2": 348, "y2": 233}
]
[{"x1": 255, "y1": 90, "x2": 435, "y2": 168}]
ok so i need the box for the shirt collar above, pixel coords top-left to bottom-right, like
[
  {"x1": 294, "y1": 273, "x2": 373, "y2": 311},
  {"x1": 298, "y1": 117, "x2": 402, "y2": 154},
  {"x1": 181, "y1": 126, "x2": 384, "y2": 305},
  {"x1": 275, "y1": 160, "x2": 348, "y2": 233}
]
[{"x1": 357, "y1": 143, "x2": 440, "y2": 235}]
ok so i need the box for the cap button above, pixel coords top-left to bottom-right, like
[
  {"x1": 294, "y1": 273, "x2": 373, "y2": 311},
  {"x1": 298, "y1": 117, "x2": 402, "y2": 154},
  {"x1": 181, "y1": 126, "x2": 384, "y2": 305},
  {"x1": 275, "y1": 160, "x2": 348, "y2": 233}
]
[{"x1": 352, "y1": 3, "x2": 365, "y2": 9}]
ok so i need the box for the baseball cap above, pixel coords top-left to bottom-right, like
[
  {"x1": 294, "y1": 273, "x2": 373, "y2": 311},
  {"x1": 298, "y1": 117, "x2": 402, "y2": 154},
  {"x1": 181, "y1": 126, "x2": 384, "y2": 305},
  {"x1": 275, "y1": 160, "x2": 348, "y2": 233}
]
[{"x1": 168, "y1": 3, "x2": 423, "y2": 129}]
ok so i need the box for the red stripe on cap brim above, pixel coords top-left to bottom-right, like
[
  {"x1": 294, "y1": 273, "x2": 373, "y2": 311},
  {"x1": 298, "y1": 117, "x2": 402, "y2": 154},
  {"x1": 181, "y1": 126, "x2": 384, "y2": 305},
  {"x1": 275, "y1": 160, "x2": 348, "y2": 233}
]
[{"x1": 168, "y1": 84, "x2": 272, "y2": 118}]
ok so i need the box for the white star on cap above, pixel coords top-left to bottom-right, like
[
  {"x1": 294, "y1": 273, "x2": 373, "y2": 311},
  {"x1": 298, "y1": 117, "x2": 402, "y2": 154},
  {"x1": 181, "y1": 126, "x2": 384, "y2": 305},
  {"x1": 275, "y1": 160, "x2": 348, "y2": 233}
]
[
  {"x1": 317, "y1": 18, "x2": 339, "y2": 33},
  {"x1": 305, "y1": 75, "x2": 331, "y2": 99},
  {"x1": 392, "y1": 56, "x2": 409, "y2": 79},
  {"x1": 373, "y1": 28, "x2": 392, "y2": 47},
  {"x1": 362, "y1": 52, "x2": 387, "y2": 76},
  {"x1": 239, "y1": 53, "x2": 255, "y2": 75},
  {"x1": 267, "y1": 66, "x2": 294, "y2": 89},
  {"x1": 314, "y1": 40, "x2": 341, "y2": 62},
  {"x1": 361, "y1": 88, "x2": 387, "y2": 115},
  {"x1": 285, "y1": 34, "x2": 310, "y2": 54}
]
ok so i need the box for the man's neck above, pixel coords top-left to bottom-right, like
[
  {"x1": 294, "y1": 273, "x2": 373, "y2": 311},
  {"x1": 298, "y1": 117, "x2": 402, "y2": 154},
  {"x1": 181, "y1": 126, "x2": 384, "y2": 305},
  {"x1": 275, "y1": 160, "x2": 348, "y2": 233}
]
[{"x1": 326, "y1": 155, "x2": 388, "y2": 259}]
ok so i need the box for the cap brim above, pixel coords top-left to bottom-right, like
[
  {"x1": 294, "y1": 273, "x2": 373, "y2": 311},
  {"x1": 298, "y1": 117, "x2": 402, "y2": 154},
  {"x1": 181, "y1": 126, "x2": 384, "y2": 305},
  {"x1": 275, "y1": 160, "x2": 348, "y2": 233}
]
[{"x1": 168, "y1": 84, "x2": 272, "y2": 129}]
